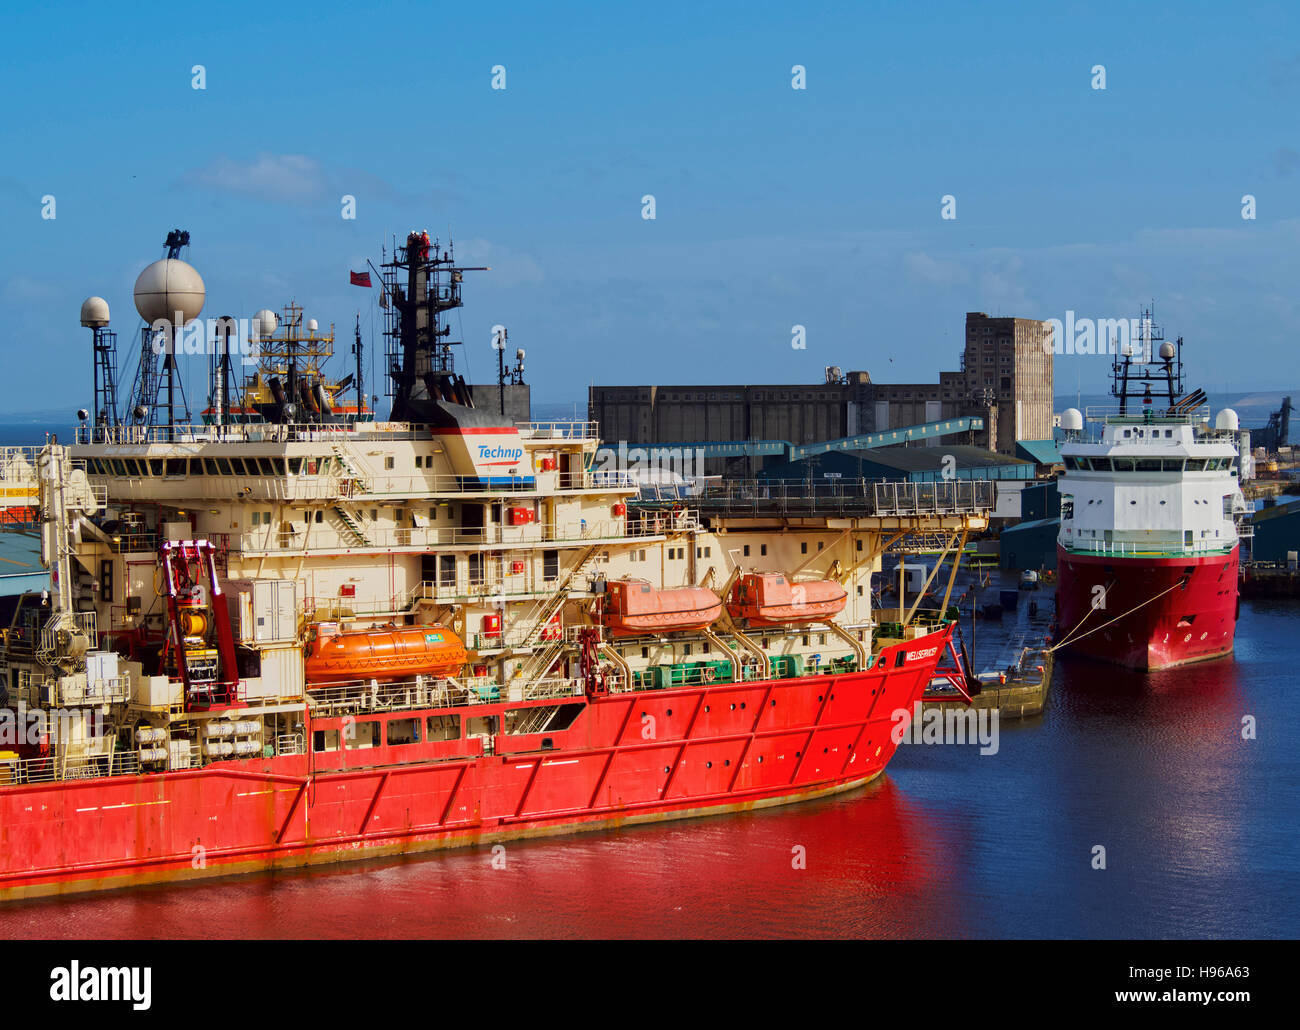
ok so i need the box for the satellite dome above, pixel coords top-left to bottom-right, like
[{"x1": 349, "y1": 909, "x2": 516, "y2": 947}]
[
  {"x1": 134, "y1": 259, "x2": 205, "y2": 325},
  {"x1": 1061, "y1": 407, "x2": 1084, "y2": 432},
  {"x1": 254, "y1": 309, "x2": 278, "y2": 339},
  {"x1": 1158, "y1": 341, "x2": 1176, "y2": 360},
  {"x1": 80, "y1": 296, "x2": 110, "y2": 328},
  {"x1": 306, "y1": 318, "x2": 318, "y2": 332},
  {"x1": 1215, "y1": 408, "x2": 1239, "y2": 431}
]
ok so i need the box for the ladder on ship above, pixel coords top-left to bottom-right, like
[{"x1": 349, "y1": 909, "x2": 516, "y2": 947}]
[
  {"x1": 333, "y1": 505, "x2": 369, "y2": 545},
  {"x1": 512, "y1": 704, "x2": 558, "y2": 735},
  {"x1": 511, "y1": 546, "x2": 601, "y2": 683}
]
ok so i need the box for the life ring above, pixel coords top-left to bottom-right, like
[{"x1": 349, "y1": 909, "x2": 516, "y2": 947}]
[{"x1": 703, "y1": 666, "x2": 716, "y2": 682}]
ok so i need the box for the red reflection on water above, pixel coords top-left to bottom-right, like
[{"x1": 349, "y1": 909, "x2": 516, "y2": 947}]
[{"x1": 0, "y1": 775, "x2": 958, "y2": 940}]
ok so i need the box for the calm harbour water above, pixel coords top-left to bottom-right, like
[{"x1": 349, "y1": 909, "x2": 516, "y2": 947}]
[{"x1": 0, "y1": 597, "x2": 1294, "y2": 939}]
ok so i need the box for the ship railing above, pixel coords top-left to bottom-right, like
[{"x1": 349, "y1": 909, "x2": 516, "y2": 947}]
[
  {"x1": 275, "y1": 732, "x2": 306, "y2": 756},
  {"x1": 237, "y1": 515, "x2": 650, "y2": 556},
  {"x1": 0, "y1": 749, "x2": 140, "y2": 787},
  {"x1": 666, "y1": 478, "x2": 994, "y2": 518},
  {"x1": 50, "y1": 673, "x2": 132, "y2": 707},
  {"x1": 1064, "y1": 539, "x2": 1236, "y2": 558},
  {"x1": 516, "y1": 421, "x2": 599, "y2": 440},
  {"x1": 1083, "y1": 405, "x2": 1211, "y2": 424},
  {"x1": 303, "y1": 674, "x2": 581, "y2": 717}
]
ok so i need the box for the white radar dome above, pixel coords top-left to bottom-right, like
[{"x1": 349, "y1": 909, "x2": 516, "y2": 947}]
[
  {"x1": 80, "y1": 296, "x2": 110, "y2": 328},
  {"x1": 1215, "y1": 408, "x2": 1239, "y2": 431},
  {"x1": 306, "y1": 318, "x2": 318, "y2": 332},
  {"x1": 254, "y1": 309, "x2": 279, "y2": 339},
  {"x1": 1159, "y1": 341, "x2": 1175, "y2": 360},
  {"x1": 1061, "y1": 407, "x2": 1084, "y2": 432},
  {"x1": 133, "y1": 259, "x2": 205, "y2": 325}
]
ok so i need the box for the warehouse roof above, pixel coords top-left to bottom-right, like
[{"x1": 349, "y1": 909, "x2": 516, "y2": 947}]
[
  {"x1": 848, "y1": 444, "x2": 1030, "y2": 472},
  {"x1": 1016, "y1": 439, "x2": 1062, "y2": 465}
]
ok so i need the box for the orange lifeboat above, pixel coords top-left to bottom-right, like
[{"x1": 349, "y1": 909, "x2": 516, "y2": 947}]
[
  {"x1": 601, "y1": 579, "x2": 722, "y2": 637},
  {"x1": 727, "y1": 573, "x2": 847, "y2": 627},
  {"x1": 304, "y1": 623, "x2": 467, "y2": 684}
]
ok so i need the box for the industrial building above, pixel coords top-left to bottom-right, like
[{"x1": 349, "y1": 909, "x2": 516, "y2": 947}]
[
  {"x1": 999, "y1": 518, "x2": 1060, "y2": 572},
  {"x1": 589, "y1": 311, "x2": 1055, "y2": 471},
  {"x1": 1250, "y1": 498, "x2": 1300, "y2": 564}
]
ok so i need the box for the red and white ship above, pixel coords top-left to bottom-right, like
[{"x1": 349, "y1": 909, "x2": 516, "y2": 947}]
[
  {"x1": 1055, "y1": 314, "x2": 1250, "y2": 670},
  {"x1": 0, "y1": 230, "x2": 991, "y2": 901}
]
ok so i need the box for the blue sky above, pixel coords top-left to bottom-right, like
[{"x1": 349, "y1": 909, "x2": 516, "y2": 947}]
[{"x1": 1, "y1": 0, "x2": 1298, "y2": 417}]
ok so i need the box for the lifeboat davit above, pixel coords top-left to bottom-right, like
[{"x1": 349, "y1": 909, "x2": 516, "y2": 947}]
[
  {"x1": 304, "y1": 623, "x2": 467, "y2": 684},
  {"x1": 601, "y1": 579, "x2": 722, "y2": 637},
  {"x1": 727, "y1": 573, "x2": 847, "y2": 626}
]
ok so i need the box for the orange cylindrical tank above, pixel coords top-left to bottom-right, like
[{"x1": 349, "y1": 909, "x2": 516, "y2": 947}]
[
  {"x1": 726, "y1": 573, "x2": 847, "y2": 626},
  {"x1": 304, "y1": 623, "x2": 467, "y2": 684}
]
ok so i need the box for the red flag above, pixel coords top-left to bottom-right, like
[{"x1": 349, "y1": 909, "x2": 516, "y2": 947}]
[{"x1": 350, "y1": 270, "x2": 372, "y2": 288}]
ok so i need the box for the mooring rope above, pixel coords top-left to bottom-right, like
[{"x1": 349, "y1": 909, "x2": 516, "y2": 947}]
[{"x1": 1046, "y1": 578, "x2": 1185, "y2": 654}]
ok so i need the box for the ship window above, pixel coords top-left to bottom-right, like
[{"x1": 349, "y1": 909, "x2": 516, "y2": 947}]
[
  {"x1": 1222, "y1": 495, "x2": 1233, "y2": 516},
  {"x1": 149, "y1": 459, "x2": 164, "y2": 476},
  {"x1": 543, "y1": 549, "x2": 559, "y2": 581},
  {"x1": 1061, "y1": 496, "x2": 1074, "y2": 520},
  {"x1": 1135, "y1": 459, "x2": 1162, "y2": 472},
  {"x1": 801, "y1": 542, "x2": 808, "y2": 554},
  {"x1": 312, "y1": 728, "x2": 341, "y2": 752},
  {"x1": 439, "y1": 555, "x2": 456, "y2": 587},
  {"x1": 427, "y1": 715, "x2": 461, "y2": 741},
  {"x1": 1162, "y1": 458, "x2": 1184, "y2": 471},
  {"x1": 743, "y1": 545, "x2": 751, "y2": 556},
  {"x1": 468, "y1": 553, "x2": 484, "y2": 586},
  {"x1": 641, "y1": 646, "x2": 649, "y2": 658},
  {"x1": 345, "y1": 721, "x2": 381, "y2": 749},
  {"x1": 386, "y1": 718, "x2": 421, "y2": 746},
  {"x1": 415, "y1": 455, "x2": 423, "y2": 468},
  {"x1": 288, "y1": 457, "x2": 303, "y2": 474},
  {"x1": 761, "y1": 544, "x2": 767, "y2": 556},
  {"x1": 1185, "y1": 459, "x2": 1205, "y2": 471},
  {"x1": 385, "y1": 456, "x2": 395, "y2": 470},
  {"x1": 1112, "y1": 458, "x2": 1134, "y2": 472}
]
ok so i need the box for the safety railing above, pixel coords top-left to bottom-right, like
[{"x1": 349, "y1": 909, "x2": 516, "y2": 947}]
[
  {"x1": 660, "y1": 478, "x2": 994, "y2": 518},
  {"x1": 1062, "y1": 538, "x2": 1236, "y2": 558},
  {"x1": 0, "y1": 749, "x2": 140, "y2": 787},
  {"x1": 303, "y1": 673, "x2": 581, "y2": 717},
  {"x1": 236, "y1": 514, "x2": 662, "y2": 556}
]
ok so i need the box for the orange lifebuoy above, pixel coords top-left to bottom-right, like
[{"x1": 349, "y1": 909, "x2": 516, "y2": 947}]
[{"x1": 703, "y1": 666, "x2": 716, "y2": 682}]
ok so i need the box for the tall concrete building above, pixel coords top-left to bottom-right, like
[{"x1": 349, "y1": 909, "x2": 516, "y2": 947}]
[
  {"x1": 588, "y1": 311, "x2": 1053, "y2": 462},
  {"x1": 960, "y1": 312, "x2": 1053, "y2": 454}
]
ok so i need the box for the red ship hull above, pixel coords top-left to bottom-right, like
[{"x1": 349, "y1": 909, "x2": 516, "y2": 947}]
[
  {"x1": 0, "y1": 625, "x2": 954, "y2": 901},
  {"x1": 1055, "y1": 545, "x2": 1239, "y2": 670}
]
